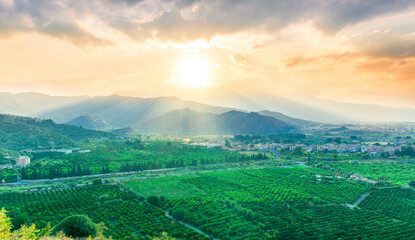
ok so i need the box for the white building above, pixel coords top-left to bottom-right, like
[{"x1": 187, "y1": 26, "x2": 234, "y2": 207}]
[{"x1": 15, "y1": 156, "x2": 30, "y2": 167}]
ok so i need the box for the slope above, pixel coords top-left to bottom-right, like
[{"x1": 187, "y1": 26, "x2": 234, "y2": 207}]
[
  {"x1": 0, "y1": 114, "x2": 116, "y2": 150},
  {"x1": 138, "y1": 109, "x2": 294, "y2": 135}
]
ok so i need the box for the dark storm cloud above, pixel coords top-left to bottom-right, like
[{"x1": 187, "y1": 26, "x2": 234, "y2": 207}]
[{"x1": 0, "y1": 0, "x2": 414, "y2": 46}]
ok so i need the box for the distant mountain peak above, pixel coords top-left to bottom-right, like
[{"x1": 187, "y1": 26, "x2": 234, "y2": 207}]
[
  {"x1": 139, "y1": 109, "x2": 294, "y2": 135},
  {"x1": 66, "y1": 115, "x2": 109, "y2": 129}
]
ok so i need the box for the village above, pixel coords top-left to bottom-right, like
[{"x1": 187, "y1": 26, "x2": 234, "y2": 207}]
[{"x1": 188, "y1": 138, "x2": 412, "y2": 157}]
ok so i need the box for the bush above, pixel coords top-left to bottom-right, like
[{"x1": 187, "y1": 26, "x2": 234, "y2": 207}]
[
  {"x1": 51, "y1": 215, "x2": 97, "y2": 238},
  {"x1": 92, "y1": 179, "x2": 103, "y2": 185},
  {"x1": 172, "y1": 208, "x2": 186, "y2": 221},
  {"x1": 11, "y1": 213, "x2": 29, "y2": 230},
  {"x1": 147, "y1": 196, "x2": 160, "y2": 206}
]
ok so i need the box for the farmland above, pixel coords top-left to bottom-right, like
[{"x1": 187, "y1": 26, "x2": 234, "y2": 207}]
[
  {"x1": 2, "y1": 164, "x2": 415, "y2": 239},
  {"x1": 326, "y1": 162, "x2": 415, "y2": 186},
  {"x1": 123, "y1": 166, "x2": 415, "y2": 239},
  {"x1": 0, "y1": 184, "x2": 206, "y2": 240},
  {"x1": 2, "y1": 141, "x2": 269, "y2": 182},
  {"x1": 360, "y1": 188, "x2": 415, "y2": 224}
]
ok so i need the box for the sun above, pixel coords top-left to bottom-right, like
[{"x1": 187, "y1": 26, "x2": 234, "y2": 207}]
[{"x1": 176, "y1": 55, "x2": 211, "y2": 88}]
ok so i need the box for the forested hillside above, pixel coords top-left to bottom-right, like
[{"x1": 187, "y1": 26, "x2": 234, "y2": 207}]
[
  {"x1": 139, "y1": 109, "x2": 294, "y2": 134},
  {"x1": 0, "y1": 114, "x2": 116, "y2": 150}
]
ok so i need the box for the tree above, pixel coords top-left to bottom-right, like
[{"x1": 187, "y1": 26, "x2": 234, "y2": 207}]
[
  {"x1": 147, "y1": 196, "x2": 160, "y2": 206},
  {"x1": 0, "y1": 208, "x2": 42, "y2": 239},
  {"x1": 92, "y1": 179, "x2": 103, "y2": 185},
  {"x1": 409, "y1": 180, "x2": 415, "y2": 188},
  {"x1": 0, "y1": 208, "x2": 11, "y2": 238},
  {"x1": 398, "y1": 146, "x2": 415, "y2": 157},
  {"x1": 293, "y1": 146, "x2": 303, "y2": 155},
  {"x1": 11, "y1": 213, "x2": 29, "y2": 230},
  {"x1": 1, "y1": 208, "x2": 107, "y2": 240},
  {"x1": 172, "y1": 208, "x2": 186, "y2": 221},
  {"x1": 51, "y1": 215, "x2": 97, "y2": 238},
  {"x1": 153, "y1": 232, "x2": 176, "y2": 240}
]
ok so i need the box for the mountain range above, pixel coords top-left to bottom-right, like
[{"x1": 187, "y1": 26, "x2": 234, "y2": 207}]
[{"x1": 0, "y1": 92, "x2": 414, "y2": 135}]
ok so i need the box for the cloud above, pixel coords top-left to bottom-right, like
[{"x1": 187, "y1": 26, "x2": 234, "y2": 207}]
[
  {"x1": 229, "y1": 53, "x2": 251, "y2": 68},
  {"x1": 146, "y1": 0, "x2": 415, "y2": 41},
  {"x1": 283, "y1": 53, "x2": 354, "y2": 68},
  {"x1": 315, "y1": 0, "x2": 415, "y2": 34},
  {"x1": 1, "y1": 0, "x2": 415, "y2": 46},
  {"x1": 0, "y1": 0, "x2": 111, "y2": 47},
  {"x1": 350, "y1": 31, "x2": 415, "y2": 58}
]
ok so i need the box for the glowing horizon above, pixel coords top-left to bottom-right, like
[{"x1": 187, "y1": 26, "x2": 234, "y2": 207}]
[{"x1": 0, "y1": 1, "x2": 415, "y2": 108}]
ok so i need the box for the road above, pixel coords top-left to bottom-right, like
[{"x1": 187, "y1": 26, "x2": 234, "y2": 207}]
[{"x1": 2, "y1": 159, "x2": 289, "y2": 187}]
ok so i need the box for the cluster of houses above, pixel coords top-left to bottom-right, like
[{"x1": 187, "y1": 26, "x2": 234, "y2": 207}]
[
  {"x1": 0, "y1": 155, "x2": 31, "y2": 169},
  {"x1": 0, "y1": 148, "x2": 93, "y2": 171},
  {"x1": 219, "y1": 141, "x2": 410, "y2": 156}
]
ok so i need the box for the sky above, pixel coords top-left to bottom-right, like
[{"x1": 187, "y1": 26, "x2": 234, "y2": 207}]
[{"x1": 1, "y1": 0, "x2": 415, "y2": 108}]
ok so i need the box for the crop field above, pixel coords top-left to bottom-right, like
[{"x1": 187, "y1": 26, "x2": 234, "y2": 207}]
[
  {"x1": 360, "y1": 188, "x2": 415, "y2": 224},
  {"x1": 125, "y1": 176, "x2": 206, "y2": 199},
  {"x1": 327, "y1": 162, "x2": 415, "y2": 186},
  {"x1": 0, "y1": 184, "x2": 206, "y2": 240},
  {"x1": 123, "y1": 167, "x2": 415, "y2": 239},
  {"x1": 12, "y1": 141, "x2": 269, "y2": 181},
  {"x1": 3, "y1": 166, "x2": 415, "y2": 240}
]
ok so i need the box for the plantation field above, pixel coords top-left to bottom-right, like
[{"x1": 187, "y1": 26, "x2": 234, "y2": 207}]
[
  {"x1": 122, "y1": 166, "x2": 415, "y2": 239},
  {"x1": 125, "y1": 177, "x2": 206, "y2": 199},
  {"x1": 360, "y1": 188, "x2": 415, "y2": 224},
  {"x1": 239, "y1": 151, "x2": 275, "y2": 158},
  {"x1": 3, "y1": 166, "x2": 415, "y2": 239},
  {"x1": 5, "y1": 141, "x2": 269, "y2": 182},
  {"x1": 327, "y1": 162, "x2": 415, "y2": 186},
  {"x1": 0, "y1": 184, "x2": 206, "y2": 240}
]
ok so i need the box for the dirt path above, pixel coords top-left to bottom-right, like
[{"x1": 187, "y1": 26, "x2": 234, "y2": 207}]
[
  {"x1": 165, "y1": 211, "x2": 215, "y2": 239},
  {"x1": 346, "y1": 191, "x2": 371, "y2": 209}
]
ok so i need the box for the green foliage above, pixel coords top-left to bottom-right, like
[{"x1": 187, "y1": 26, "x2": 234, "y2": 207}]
[
  {"x1": 93, "y1": 179, "x2": 103, "y2": 185},
  {"x1": 4, "y1": 163, "x2": 415, "y2": 240},
  {"x1": 18, "y1": 141, "x2": 266, "y2": 181},
  {"x1": 125, "y1": 177, "x2": 205, "y2": 199},
  {"x1": 292, "y1": 146, "x2": 303, "y2": 155},
  {"x1": 396, "y1": 146, "x2": 415, "y2": 157},
  {"x1": 153, "y1": 232, "x2": 176, "y2": 240},
  {"x1": 171, "y1": 208, "x2": 186, "y2": 221},
  {"x1": 360, "y1": 188, "x2": 415, "y2": 224},
  {"x1": 51, "y1": 215, "x2": 97, "y2": 238},
  {"x1": 327, "y1": 162, "x2": 415, "y2": 186},
  {"x1": 11, "y1": 213, "x2": 29, "y2": 230},
  {"x1": 125, "y1": 167, "x2": 415, "y2": 240},
  {"x1": 0, "y1": 208, "x2": 108, "y2": 240},
  {"x1": 0, "y1": 185, "x2": 205, "y2": 240},
  {"x1": 409, "y1": 180, "x2": 415, "y2": 188},
  {"x1": 0, "y1": 114, "x2": 115, "y2": 150},
  {"x1": 0, "y1": 208, "x2": 12, "y2": 238}
]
